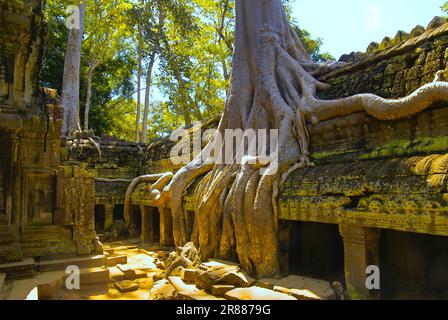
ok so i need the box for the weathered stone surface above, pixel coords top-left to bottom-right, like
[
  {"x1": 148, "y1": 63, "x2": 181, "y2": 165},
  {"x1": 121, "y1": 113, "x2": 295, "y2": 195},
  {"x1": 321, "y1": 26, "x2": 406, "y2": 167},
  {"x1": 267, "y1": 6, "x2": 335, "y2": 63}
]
[
  {"x1": 180, "y1": 268, "x2": 196, "y2": 283},
  {"x1": 149, "y1": 279, "x2": 177, "y2": 300},
  {"x1": 75, "y1": 267, "x2": 110, "y2": 286},
  {"x1": 0, "y1": 258, "x2": 36, "y2": 280},
  {"x1": 164, "y1": 242, "x2": 201, "y2": 277},
  {"x1": 195, "y1": 265, "x2": 255, "y2": 291},
  {"x1": 274, "y1": 286, "x2": 322, "y2": 301},
  {"x1": 37, "y1": 279, "x2": 63, "y2": 300},
  {"x1": 114, "y1": 280, "x2": 138, "y2": 293},
  {"x1": 224, "y1": 287, "x2": 297, "y2": 301},
  {"x1": 109, "y1": 266, "x2": 125, "y2": 282},
  {"x1": 106, "y1": 255, "x2": 128, "y2": 267},
  {"x1": 178, "y1": 290, "x2": 225, "y2": 301},
  {"x1": 39, "y1": 254, "x2": 106, "y2": 272},
  {"x1": 211, "y1": 284, "x2": 235, "y2": 297},
  {"x1": 262, "y1": 276, "x2": 336, "y2": 300},
  {"x1": 168, "y1": 276, "x2": 198, "y2": 293}
]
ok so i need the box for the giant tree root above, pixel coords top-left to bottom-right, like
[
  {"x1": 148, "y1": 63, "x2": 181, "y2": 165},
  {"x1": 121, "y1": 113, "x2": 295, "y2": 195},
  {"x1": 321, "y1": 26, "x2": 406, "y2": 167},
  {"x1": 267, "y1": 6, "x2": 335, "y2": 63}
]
[{"x1": 148, "y1": 0, "x2": 448, "y2": 278}]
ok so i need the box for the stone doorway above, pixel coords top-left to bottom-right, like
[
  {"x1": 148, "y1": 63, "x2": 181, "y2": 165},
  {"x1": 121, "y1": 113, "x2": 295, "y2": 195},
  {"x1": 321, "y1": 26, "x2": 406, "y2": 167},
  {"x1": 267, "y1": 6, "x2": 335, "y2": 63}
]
[
  {"x1": 288, "y1": 221, "x2": 345, "y2": 283},
  {"x1": 94, "y1": 205, "x2": 106, "y2": 233},
  {"x1": 380, "y1": 230, "x2": 448, "y2": 299},
  {"x1": 113, "y1": 204, "x2": 124, "y2": 221}
]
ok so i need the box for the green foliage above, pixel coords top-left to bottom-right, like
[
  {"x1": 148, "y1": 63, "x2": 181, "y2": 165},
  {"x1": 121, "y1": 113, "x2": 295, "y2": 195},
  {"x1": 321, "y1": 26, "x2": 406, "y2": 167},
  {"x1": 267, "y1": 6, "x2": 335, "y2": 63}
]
[
  {"x1": 41, "y1": 0, "x2": 334, "y2": 142},
  {"x1": 443, "y1": 2, "x2": 448, "y2": 13},
  {"x1": 293, "y1": 22, "x2": 335, "y2": 62}
]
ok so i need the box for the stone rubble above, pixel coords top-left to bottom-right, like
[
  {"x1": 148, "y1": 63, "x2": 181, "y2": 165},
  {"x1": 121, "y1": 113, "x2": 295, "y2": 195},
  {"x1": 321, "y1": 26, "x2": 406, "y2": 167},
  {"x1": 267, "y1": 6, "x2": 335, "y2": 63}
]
[{"x1": 2, "y1": 241, "x2": 338, "y2": 300}]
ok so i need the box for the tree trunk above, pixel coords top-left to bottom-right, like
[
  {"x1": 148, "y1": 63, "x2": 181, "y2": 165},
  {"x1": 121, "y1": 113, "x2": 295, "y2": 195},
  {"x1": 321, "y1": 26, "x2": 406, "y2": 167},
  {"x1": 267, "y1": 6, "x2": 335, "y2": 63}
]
[
  {"x1": 141, "y1": 9, "x2": 165, "y2": 143},
  {"x1": 61, "y1": 0, "x2": 86, "y2": 136},
  {"x1": 83, "y1": 64, "x2": 95, "y2": 131},
  {"x1": 141, "y1": 52, "x2": 156, "y2": 143},
  {"x1": 150, "y1": 0, "x2": 448, "y2": 279},
  {"x1": 135, "y1": 27, "x2": 143, "y2": 143}
]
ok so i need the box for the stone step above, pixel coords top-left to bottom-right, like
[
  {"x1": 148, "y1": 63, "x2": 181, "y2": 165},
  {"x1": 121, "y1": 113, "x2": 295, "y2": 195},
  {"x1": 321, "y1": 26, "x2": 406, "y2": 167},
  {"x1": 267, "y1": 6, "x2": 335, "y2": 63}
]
[
  {"x1": 0, "y1": 258, "x2": 36, "y2": 280},
  {"x1": 38, "y1": 254, "x2": 106, "y2": 272},
  {"x1": 106, "y1": 255, "x2": 127, "y2": 267},
  {"x1": 0, "y1": 243, "x2": 23, "y2": 264},
  {"x1": 21, "y1": 226, "x2": 72, "y2": 241},
  {"x1": 62, "y1": 267, "x2": 110, "y2": 287},
  {"x1": 20, "y1": 226, "x2": 76, "y2": 258}
]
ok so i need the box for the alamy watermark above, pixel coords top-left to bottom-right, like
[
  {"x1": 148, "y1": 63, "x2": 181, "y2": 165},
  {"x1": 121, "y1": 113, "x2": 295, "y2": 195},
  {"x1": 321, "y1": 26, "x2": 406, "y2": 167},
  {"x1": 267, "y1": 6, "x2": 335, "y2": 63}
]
[
  {"x1": 169, "y1": 122, "x2": 279, "y2": 175},
  {"x1": 65, "y1": 265, "x2": 80, "y2": 290},
  {"x1": 366, "y1": 265, "x2": 380, "y2": 290}
]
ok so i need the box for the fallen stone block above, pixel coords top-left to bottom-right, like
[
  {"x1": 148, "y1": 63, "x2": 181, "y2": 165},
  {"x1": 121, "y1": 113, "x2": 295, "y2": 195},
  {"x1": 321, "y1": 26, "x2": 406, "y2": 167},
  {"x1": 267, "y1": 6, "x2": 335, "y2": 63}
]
[
  {"x1": 106, "y1": 255, "x2": 127, "y2": 267},
  {"x1": 109, "y1": 266, "x2": 125, "y2": 282},
  {"x1": 133, "y1": 270, "x2": 148, "y2": 280},
  {"x1": 103, "y1": 248, "x2": 114, "y2": 255},
  {"x1": 149, "y1": 279, "x2": 177, "y2": 300},
  {"x1": 274, "y1": 286, "x2": 321, "y2": 300},
  {"x1": 195, "y1": 265, "x2": 255, "y2": 291},
  {"x1": 211, "y1": 285, "x2": 235, "y2": 297},
  {"x1": 37, "y1": 278, "x2": 63, "y2": 300},
  {"x1": 114, "y1": 280, "x2": 139, "y2": 293},
  {"x1": 71, "y1": 267, "x2": 110, "y2": 286},
  {"x1": 156, "y1": 260, "x2": 166, "y2": 270},
  {"x1": 262, "y1": 275, "x2": 336, "y2": 300},
  {"x1": 136, "y1": 278, "x2": 153, "y2": 290},
  {"x1": 117, "y1": 264, "x2": 136, "y2": 280},
  {"x1": 180, "y1": 268, "x2": 196, "y2": 283},
  {"x1": 289, "y1": 288, "x2": 323, "y2": 301},
  {"x1": 178, "y1": 290, "x2": 226, "y2": 301},
  {"x1": 256, "y1": 280, "x2": 274, "y2": 290},
  {"x1": 224, "y1": 286, "x2": 297, "y2": 301},
  {"x1": 168, "y1": 276, "x2": 198, "y2": 293}
]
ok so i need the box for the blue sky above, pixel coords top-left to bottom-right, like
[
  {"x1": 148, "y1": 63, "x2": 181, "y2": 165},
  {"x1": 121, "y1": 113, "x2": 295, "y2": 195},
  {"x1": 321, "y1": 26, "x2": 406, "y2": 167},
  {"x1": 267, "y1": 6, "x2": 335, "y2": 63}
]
[{"x1": 290, "y1": 0, "x2": 446, "y2": 59}]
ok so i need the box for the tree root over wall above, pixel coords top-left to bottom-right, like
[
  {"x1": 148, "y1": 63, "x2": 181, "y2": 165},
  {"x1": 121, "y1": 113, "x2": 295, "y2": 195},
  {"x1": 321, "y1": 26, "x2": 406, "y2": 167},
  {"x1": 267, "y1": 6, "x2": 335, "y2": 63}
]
[{"x1": 146, "y1": 0, "x2": 448, "y2": 278}]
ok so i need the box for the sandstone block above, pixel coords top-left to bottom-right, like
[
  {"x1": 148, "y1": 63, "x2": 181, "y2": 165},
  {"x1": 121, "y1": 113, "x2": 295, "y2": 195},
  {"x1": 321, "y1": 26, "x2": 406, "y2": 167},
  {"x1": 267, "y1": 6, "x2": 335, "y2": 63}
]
[
  {"x1": 106, "y1": 255, "x2": 127, "y2": 267},
  {"x1": 114, "y1": 280, "x2": 138, "y2": 293},
  {"x1": 224, "y1": 287, "x2": 297, "y2": 301},
  {"x1": 211, "y1": 285, "x2": 235, "y2": 297}
]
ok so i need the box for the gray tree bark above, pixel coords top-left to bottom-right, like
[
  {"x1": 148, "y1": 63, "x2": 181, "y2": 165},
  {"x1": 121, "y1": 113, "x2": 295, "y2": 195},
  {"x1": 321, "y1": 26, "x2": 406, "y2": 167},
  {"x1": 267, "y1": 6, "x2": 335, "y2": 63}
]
[
  {"x1": 136, "y1": 27, "x2": 143, "y2": 143},
  {"x1": 83, "y1": 63, "x2": 95, "y2": 131},
  {"x1": 61, "y1": 0, "x2": 86, "y2": 136},
  {"x1": 141, "y1": 52, "x2": 156, "y2": 143}
]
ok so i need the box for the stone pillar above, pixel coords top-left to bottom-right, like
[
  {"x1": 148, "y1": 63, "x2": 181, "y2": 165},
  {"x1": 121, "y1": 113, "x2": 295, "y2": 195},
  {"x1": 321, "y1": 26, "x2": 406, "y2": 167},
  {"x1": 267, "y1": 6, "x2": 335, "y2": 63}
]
[
  {"x1": 159, "y1": 207, "x2": 174, "y2": 247},
  {"x1": 339, "y1": 224, "x2": 381, "y2": 300},
  {"x1": 104, "y1": 203, "x2": 114, "y2": 230},
  {"x1": 140, "y1": 206, "x2": 154, "y2": 244}
]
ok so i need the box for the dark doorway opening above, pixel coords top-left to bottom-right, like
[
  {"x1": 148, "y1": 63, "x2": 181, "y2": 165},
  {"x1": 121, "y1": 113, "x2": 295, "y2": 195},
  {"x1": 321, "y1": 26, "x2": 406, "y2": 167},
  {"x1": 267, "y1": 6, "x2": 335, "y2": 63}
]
[
  {"x1": 94, "y1": 205, "x2": 105, "y2": 233},
  {"x1": 380, "y1": 230, "x2": 448, "y2": 299},
  {"x1": 153, "y1": 208, "x2": 160, "y2": 243},
  {"x1": 289, "y1": 221, "x2": 345, "y2": 283},
  {"x1": 113, "y1": 204, "x2": 124, "y2": 221},
  {"x1": 130, "y1": 205, "x2": 141, "y2": 237}
]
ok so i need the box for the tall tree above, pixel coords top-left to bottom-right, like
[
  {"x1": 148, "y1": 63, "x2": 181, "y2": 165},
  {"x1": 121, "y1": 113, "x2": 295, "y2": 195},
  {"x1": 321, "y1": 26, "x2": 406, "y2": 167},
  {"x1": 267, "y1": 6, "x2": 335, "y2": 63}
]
[
  {"x1": 150, "y1": 0, "x2": 448, "y2": 278},
  {"x1": 135, "y1": 23, "x2": 143, "y2": 143},
  {"x1": 61, "y1": 0, "x2": 85, "y2": 136},
  {"x1": 82, "y1": 0, "x2": 132, "y2": 131}
]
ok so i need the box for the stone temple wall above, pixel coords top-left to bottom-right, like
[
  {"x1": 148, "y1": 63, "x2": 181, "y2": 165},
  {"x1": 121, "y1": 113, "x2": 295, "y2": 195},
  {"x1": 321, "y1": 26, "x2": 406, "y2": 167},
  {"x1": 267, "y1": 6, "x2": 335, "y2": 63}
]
[
  {"x1": 0, "y1": 0, "x2": 102, "y2": 267},
  {"x1": 124, "y1": 17, "x2": 448, "y2": 299},
  {"x1": 50, "y1": 15, "x2": 448, "y2": 299}
]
